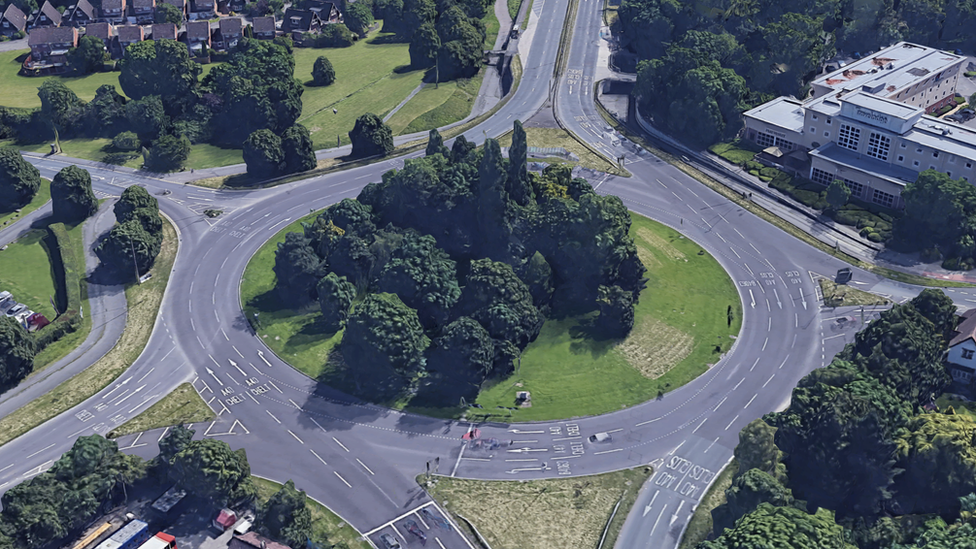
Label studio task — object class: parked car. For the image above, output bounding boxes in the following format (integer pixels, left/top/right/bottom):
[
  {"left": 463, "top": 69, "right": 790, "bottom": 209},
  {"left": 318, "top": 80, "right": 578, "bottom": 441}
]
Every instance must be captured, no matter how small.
[
  {"left": 379, "top": 534, "right": 400, "bottom": 549},
  {"left": 5, "top": 303, "right": 27, "bottom": 317},
  {"left": 404, "top": 520, "right": 427, "bottom": 544}
]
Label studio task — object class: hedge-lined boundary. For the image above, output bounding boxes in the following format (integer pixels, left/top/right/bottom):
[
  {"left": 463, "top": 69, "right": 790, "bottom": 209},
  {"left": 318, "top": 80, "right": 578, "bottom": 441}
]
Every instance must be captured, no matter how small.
[{"left": 34, "top": 223, "right": 84, "bottom": 351}]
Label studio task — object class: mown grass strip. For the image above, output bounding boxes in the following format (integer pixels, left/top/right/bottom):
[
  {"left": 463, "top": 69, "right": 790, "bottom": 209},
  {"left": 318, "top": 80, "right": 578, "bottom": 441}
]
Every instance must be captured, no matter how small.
[
  {"left": 0, "top": 178, "right": 50, "bottom": 231},
  {"left": 107, "top": 382, "right": 215, "bottom": 438}
]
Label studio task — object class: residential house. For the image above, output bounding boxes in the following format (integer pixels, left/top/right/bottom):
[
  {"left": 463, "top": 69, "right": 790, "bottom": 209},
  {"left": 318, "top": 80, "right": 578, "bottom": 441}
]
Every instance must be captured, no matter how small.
[
  {"left": 150, "top": 22, "right": 176, "bottom": 40},
  {"left": 281, "top": 8, "right": 320, "bottom": 39},
  {"left": 305, "top": 0, "right": 340, "bottom": 24},
  {"left": 64, "top": 0, "right": 96, "bottom": 27},
  {"left": 159, "top": 0, "right": 187, "bottom": 19},
  {"left": 116, "top": 24, "right": 142, "bottom": 52},
  {"left": 27, "top": 1, "right": 61, "bottom": 29},
  {"left": 131, "top": 0, "right": 155, "bottom": 23},
  {"left": 27, "top": 26, "right": 77, "bottom": 68},
  {"left": 227, "top": 0, "right": 244, "bottom": 13},
  {"left": 251, "top": 15, "right": 274, "bottom": 39},
  {"left": 228, "top": 532, "right": 290, "bottom": 549},
  {"left": 188, "top": 0, "right": 214, "bottom": 19},
  {"left": 949, "top": 309, "right": 976, "bottom": 383},
  {"left": 0, "top": 4, "right": 27, "bottom": 37},
  {"left": 85, "top": 20, "right": 114, "bottom": 49},
  {"left": 211, "top": 16, "right": 240, "bottom": 49},
  {"left": 185, "top": 19, "right": 209, "bottom": 55},
  {"left": 100, "top": 0, "right": 127, "bottom": 23}
]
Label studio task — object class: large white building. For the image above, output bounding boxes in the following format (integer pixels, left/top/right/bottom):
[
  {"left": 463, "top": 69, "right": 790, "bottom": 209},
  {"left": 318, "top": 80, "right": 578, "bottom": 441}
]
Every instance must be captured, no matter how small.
[{"left": 742, "top": 42, "right": 971, "bottom": 209}]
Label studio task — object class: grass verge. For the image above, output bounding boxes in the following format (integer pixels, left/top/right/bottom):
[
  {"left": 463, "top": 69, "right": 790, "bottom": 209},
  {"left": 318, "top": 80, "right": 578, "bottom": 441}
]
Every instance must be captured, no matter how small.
[
  {"left": 243, "top": 211, "right": 742, "bottom": 421},
  {"left": 592, "top": 96, "right": 975, "bottom": 289},
  {"left": 421, "top": 467, "right": 653, "bottom": 549},
  {"left": 678, "top": 458, "right": 736, "bottom": 549},
  {"left": 508, "top": 0, "right": 521, "bottom": 19},
  {"left": 0, "top": 216, "right": 177, "bottom": 448},
  {"left": 389, "top": 71, "right": 487, "bottom": 136},
  {"left": 497, "top": 126, "right": 619, "bottom": 173},
  {"left": 107, "top": 382, "right": 214, "bottom": 438},
  {"left": 818, "top": 279, "right": 891, "bottom": 307},
  {"left": 0, "top": 228, "right": 59, "bottom": 320},
  {"left": 0, "top": 178, "right": 50, "bottom": 231},
  {"left": 252, "top": 477, "right": 371, "bottom": 549}
]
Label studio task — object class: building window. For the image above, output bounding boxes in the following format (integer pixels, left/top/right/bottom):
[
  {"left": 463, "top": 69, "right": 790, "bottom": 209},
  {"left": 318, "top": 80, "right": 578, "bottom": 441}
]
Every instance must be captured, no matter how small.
[
  {"left": 931, "top": 165, "right": 937, "bottom": 170},
  {"left": 810, "top": 167, "right": 833, "bottom": 186},
  {"left": 898, "top": 155, "right": 905, "bottom": 162},
  {"left": 812, "top": 114, "right": 818, "bottom": 120},
  {"left": 824, "top": 131, "right": 830, "bottom": 138},
  {"left": 826, "top": 118, "right": 832, "bottom": 125},
  {"left": 914, "top": 160, "right": 921, "bottom": 167},
  {"left": 867, "top": 132, "right": 891, "bottom": 161},
  {"left": 950, "top": 157, "right": 957, "bottom": 163},
  {"left": 917, "top": 148, "right": 923, "bottom": 153},
  {"left": 872, "top": 189, "right": 895, "bottom": 208},
  {"left": 809, "top": 127, "right": 816, "bottom": 135},
  {"left": 900, "top": 142, "right": 907, "bottom": 148},
  {"left": 934, "top": 151, "right": 940, "bottom": 158},
  {"left": 843, "top": 178, "right": 864, "bottom": 198},
  {"left": 755, "top": 132, "right": 775, "bottom": 148},
  {"left": 968, "top": 162, "right": 973, "bottom": 169},
  {"left": 964, "top": 348, "right": 975, "bottom": 360},
  {"left": 838, "top": 124, "right": 861, "bottom": 151}
]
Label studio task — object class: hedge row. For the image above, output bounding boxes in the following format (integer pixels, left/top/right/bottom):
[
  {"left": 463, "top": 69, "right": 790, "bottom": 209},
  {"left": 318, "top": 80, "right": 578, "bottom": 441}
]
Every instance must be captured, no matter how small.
[{"left": 35, "top": 223, "right": 84, "bottom": 351}]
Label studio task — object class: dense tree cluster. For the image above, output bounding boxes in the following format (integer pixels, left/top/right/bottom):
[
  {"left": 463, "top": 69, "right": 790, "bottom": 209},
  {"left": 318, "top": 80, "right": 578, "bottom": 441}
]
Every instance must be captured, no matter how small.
[
  {"left": 67, "top": 35, "right": 109, "bottom": 75},
  {"left": 0, "top": 435, "right": 146, "bottom": 548},
  {"left": 387, "top": 0, "right": 488, "bottom": 79},
  {"left": 273, "top": 123, "right": 646, "bottom": 404},
  {"left": 258, "top": 480, "right": 312, "bottom": 549},
  {"left": 893, "top": 170, "right": 976, "bottom": 270},
  {"left": 0, "top": 149, "right": 41, "bottom": 211},
  {"left": 0, "top": 317, "right": 35, "bottom": 391},
  {"left": 51, "top": 165, "right": 97, "bottom": 223},
  {"left": 622, "top": 0, "right": 976, "bottom": 146},
  {"left": 348, "top": 113, "right": 394, "bottom": 158},
  {"left": 705, "top": 289, "right": 973, "bottom": 549},
  {"left": 96, "top": 185, "right": 164, "bottom": 277}
]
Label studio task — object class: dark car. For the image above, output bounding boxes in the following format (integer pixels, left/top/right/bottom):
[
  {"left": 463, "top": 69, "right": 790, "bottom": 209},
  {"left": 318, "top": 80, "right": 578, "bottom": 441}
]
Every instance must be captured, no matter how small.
[
  {"left": 836, "top": 267, "right": 853, "bottom": 284},
  {"left": 404, "top": 520, "right": 427, "bottom": 545}
]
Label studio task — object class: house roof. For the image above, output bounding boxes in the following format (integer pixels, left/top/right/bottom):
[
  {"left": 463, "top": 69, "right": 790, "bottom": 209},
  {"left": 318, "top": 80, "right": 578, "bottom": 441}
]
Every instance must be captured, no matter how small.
[
  {"left": 218, "top": 16, "right": 240, "bottom": 34},
  {"left": 950, "top": 308, "right": 976, "bottom": 347},
  {"left": 308, "top": 1, "right": 337, "bottom": 17},
  {"left": 116, "top": 24, "right": 143, "bottom": 41},
  {"left": 132, "top": 0, "right": 155, "bottom": 9},
  {"left": 68, "top": 0, "right": 96, "bottom": 20},
  {"left": 282, "top": 8, "right": 313, "bottom": 31},
  {"left": 191, "top": 0, "right": 214, "bottom": 10},
  {"left": 101, "top": 0, "right": 126, "bottom": 11},
  {"left": 214, "top": 509, "right": 236, "bottom": 529},
  {"left": 229, "top": 532, "right": 290, "bottom": 549},
  {"left": 251, "top": 15, "right": 274, "bottom": 33},
  {"left": 34, "top": 1, "right": 62, "bottom": 26},
  {"left": 2, "top": 4, "right": 28, "bottom": 31},
  {"left": 151, "top": 22, "right": 176, "bottom": 39},
  {"left": 186, "top": 19, "right": 209, "bottom": 40},
  {"left": 28, "top": 25, "right": 77, "bottom": 45},
  {"left": 160, "top": 0, "right": 186, "bottom": 8},
  {"left": 85, "top": 21, "right": 114, "bottom": 39}
]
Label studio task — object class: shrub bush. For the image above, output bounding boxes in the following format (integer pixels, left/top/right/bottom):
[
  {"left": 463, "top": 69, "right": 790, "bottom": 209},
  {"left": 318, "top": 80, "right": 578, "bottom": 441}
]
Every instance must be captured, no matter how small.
[{"left": 112, "top": 131, "right": 140, "bottom": 151}]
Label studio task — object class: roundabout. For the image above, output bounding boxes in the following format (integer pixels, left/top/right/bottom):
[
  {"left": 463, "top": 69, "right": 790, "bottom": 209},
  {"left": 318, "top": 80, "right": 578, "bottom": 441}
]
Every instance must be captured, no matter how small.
[{"left": 0, "top": 0, "right": 972, "bottom": 546}]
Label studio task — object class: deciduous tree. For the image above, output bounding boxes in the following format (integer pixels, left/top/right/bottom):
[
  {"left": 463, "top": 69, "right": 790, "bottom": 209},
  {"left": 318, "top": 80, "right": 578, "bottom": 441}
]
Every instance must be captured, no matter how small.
[
  {"left": 311, "top": 56, "right": 335, "bottom": 86},
  {"left": 0, "top": 149, "right": 41, "bottom": 210},
  {"left": 51, "top": 165, "right": 97, "bottom": 222},
  {"left": 119, "top": 39, "right": 200, "bottom": 101},
  {"left": 259, "top": 480, "right": 312, "bottom": 548},
  {"left": 0, "top": 317, "right": 34, "bottom": 390},
  {"left": 145, "top": 134, "right": 190, "bottom": 172},
  {"left": 349, "top": 113, "right": 393, "bottom": 158},
  {"left": 170, "top": 439, "right": 256, "bottom": 506},
  {"left": 341, "top": 292, "right": 429, "bottom": 377},
  {"left": 316, "top": 272, "right": 355, "bottom": 331},
  {"left": 68, "top": 35, "right": 107, "bottom": 75},
  {"left": 274, "top": 232, "right": 326, "bottom": 308},
  {"left": 281, "top": 124, "right": 316, "bottom": 174},
  {"left": 243, "top": 129, "right": 284, "bottom": 179}
]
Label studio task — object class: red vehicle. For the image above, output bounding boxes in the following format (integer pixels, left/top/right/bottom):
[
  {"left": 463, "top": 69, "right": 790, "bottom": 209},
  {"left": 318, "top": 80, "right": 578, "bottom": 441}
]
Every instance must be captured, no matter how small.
[{"left": 137, "top": 533, "right": 177, "bottom": 549}]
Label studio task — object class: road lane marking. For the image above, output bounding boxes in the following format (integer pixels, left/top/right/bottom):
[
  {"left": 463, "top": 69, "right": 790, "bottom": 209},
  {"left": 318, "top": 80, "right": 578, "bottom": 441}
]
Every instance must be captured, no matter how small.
[
  {"left": 704, "top": 437, "right": 719, "bottom": 454},
  {"left": 287, "top": 430, "right": 304, "bottom": 444},
  {"left": 310, "top": 449, "right": 327, "bottom": 465},
  {"left": 763, "top": 374, "right": 775, "bottom": 388},
  {"left": 750, "top": 357, "right": 759, "bottom": 371},
  {"left": 356, "top": 458, "right": 375, "bottom": 475},
  {"left": 725, "top": 415, "right": 739, "bottom": 430},
  {"left": 333, "top": 471, "right": 351, "bottom": 487},
  {"left": 266, "top": 410, "right": 281, "bottom": 424},
  {"left": 593, "top": 448, "right": 622, "bottom": 455},
  {"left": 744, "top": 394, "right": 757, "bottom": 408},
  {"left": 713, "top": 397, "right": 727, "bottom": 411},
  {"left": 333, "top": 437, "right": 349, "bottom": 452},
  {"left": 692, "top": 418, "right": 707, "bottom": 433}
]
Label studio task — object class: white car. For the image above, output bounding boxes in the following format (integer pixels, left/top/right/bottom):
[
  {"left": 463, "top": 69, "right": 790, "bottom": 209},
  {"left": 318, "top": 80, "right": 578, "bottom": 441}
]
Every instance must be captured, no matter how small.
[{"left": 5, "top": 304, "right": 26, "bottom": 317}]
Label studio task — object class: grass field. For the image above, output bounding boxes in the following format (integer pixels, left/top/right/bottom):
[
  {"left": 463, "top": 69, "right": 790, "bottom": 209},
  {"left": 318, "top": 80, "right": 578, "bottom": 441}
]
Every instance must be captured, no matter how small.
[
  {"left": 0, "top": 228, "right": 59, "bottom": 320},
  {"left": 253, "top": 477, "right": 370, "bottom": 549},
  {"left": 107, "top": 382, "right": 215, "bottom": 438},
  {"left": 678, "top": 459, "right": 736, "bottom": 549},
  {"left": 0, "top": 178, "right": 50, "bottom": 230},
  {"left": 242, "top": 209, "right": 742, "bottom": 421},
  {"left": 497, "top": 126, "right": 619, "bottom": 174},
  {"left": 0, "top": 217, "right": 177, "bottom": 448},
  {"left": 4, "top": 137, "right": 244, "bottom": 171},
  {"left": 387, "top": 71, "right": 487, "bottom": 136},
  {"left": 422, "top": 467, "right": 653, "bottom": 549},
  {"left": 819, "top": 278, "right": 891, "bottom": 307}
]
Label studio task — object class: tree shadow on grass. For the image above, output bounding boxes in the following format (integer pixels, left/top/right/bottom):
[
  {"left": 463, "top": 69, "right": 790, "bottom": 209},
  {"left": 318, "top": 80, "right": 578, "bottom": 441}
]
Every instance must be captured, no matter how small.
[
  {"left": 568, "top": 318, "right": 622, "bottom": 357},
  {"left": 247, "top": 289, "right": 292, "bottom": 314}
]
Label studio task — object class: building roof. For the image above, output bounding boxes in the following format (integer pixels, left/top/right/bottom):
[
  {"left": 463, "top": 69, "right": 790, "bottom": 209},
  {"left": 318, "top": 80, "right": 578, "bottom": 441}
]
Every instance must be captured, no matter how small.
[
  {"left": 282, "top": 8, "right": 314, "bottom": 31},
  {"left": 132, "top": 0, "right": 155, "bottom": 9},
  {"left": 186, "top": 19, "right": 210, "bottom": 40},
  {"left": 28, "top": 25, "right": 76, "bottom": 45},
  {"left": 229, "top": 532, "right": 290, "bottom": 549},
  {"left": 160, "top": 0, "right": 186, "bottom": 8},
  {"left": 33, "top": 1, "right": 62, "bottom": 26},
  {"left": 218, "top": 16, "right": 240, "bottom": 34},
  {"left": 85, "top": 21, "right": 114, "bottom": 38},
  {"left": 742, "top": 96, "right": 805, "bottom": 134},
  {"left": 842, "top": 90, "right": 926, "bottom": 122},
  {"left": 151, "top": 22, "right": 176, "bottom": 39},
  {"left": 214, "top": 509, "right": 237, "bottom": 529},
  {"left": 191, "top": 0, "right": 214, "bottom": 11},
  {"left": 68, "top": 0, "right": 96, "bottom": 21},
  {"left": 811, "top": 42, "right": 965, "bottom": 99},
  {"left": 251, "top": 15, "right": 274, "bottom": 33},
  {"left": 950, "top": 308, "right": 976, "bottom": 347},
  {"left": 2, "top": 4, "right": 28, "bottom": 31},
  {"left": 809, "top": 142, "right": 921, "bottom": 187},
  {"left": 116, "top": 24, "right": 143, "bottom": 41}
]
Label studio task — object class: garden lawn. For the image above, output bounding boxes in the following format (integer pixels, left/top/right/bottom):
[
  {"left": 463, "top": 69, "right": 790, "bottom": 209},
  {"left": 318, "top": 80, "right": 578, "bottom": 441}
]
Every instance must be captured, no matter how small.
[
  {"left": 240, "top": 211, "right": 343, "bottom": 380},
  {"left": 422, "top": 467, "right": 653, "bottom": 549},
  {"left": 0, "top": 228, "right": 58, "bottom": 320},
  {"left": 243, "top": 209, "right": 742, "bottom": 421},
  {"left": 253, "top": 477, "right": 371, "bottom": 549},
  {"left": 294, "top": 25, "right": 426, "bottom": 150},
  {"left": 0, "top": 178, "right": 50, "bottom": 231}
]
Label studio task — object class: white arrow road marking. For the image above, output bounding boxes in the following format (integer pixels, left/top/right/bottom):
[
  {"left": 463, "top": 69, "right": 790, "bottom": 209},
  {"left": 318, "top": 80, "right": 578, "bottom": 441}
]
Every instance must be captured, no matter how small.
[
  {"left": 206, "top": 368, "right": 224, "bottom": 386},
  {"left": 229, "top": 359, "right": 247, "bottom": 377},
  {"left": 102, "top": 377, "right": 131, "bottom": 399},
  {"left": 115, "top": 385, "right": 145, "bottom": 406},
  {"left": 773, "top": 288, "right": 782, "bottom": 309},
  {"left": 508, "top": 429, "right": 545, "bottom": 434},
  {"left": 670, "top": 500, "right": 685, "bottom": 526},
  {"left": 643, "top": 490, "right": 659, "bottom": 517},
  {"left": 749, "top": 289, "right": 755, "bottom": 308},
  {"left": 798, "top": 288, "right": 807, "bottom": 310},
  {"left": 258, "top": 351, "right": 272, "bottom": 367}
]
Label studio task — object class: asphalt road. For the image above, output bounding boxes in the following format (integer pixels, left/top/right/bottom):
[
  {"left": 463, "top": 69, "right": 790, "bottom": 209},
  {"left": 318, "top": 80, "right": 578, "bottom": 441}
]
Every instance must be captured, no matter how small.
[{"left": 0, "top": 2, "right": 974, "bottom": 549}]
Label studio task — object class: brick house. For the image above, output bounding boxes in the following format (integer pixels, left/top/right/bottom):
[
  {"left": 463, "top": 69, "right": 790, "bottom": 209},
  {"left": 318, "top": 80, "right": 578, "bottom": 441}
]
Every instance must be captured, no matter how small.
[
  {"left": 27, "top": 1, "right": 61, "bottom": 29},
  {"left": 27, "top": 26, "right": 77, "bottom": 68},
  {"left": 251, "top": 15, "right": 274, "bottom": 39},
  {"left": 131, "top": 0, "right": 155, "bottom": 23},
  {"left": 188, "top": 0, "right": 214, "bottom": 19},
  {"left": 185, "top": 19, "right": 209, "bottom": 55},
  {"left": 100, "top": 0, "right": 127, "bottom": 22},
  {"left": 0, "top": 4, "right": 27, "bottom": 37},
  {"left": 151, "top": 22, "right": 176, "bottom": 40},
  {"left": 211, "top": 16, "right": 240, "bottom": 49},
  {"left": 64, "top": 0, "right": 96, "bottom": 26}
]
